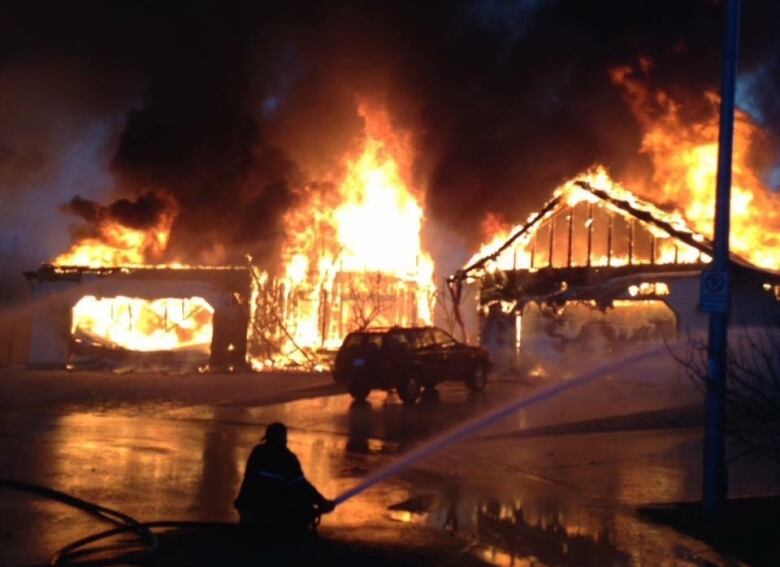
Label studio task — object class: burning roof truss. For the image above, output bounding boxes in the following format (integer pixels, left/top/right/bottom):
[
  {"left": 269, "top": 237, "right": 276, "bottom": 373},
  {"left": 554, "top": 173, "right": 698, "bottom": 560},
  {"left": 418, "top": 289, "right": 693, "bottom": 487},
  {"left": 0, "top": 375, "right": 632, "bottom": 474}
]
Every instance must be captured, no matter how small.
[
  {"left": 448, "top": 173, "right": 774, "bottom": 325},
  {"left": 458, "top": 176, "right": 719, "bottom": 281}
]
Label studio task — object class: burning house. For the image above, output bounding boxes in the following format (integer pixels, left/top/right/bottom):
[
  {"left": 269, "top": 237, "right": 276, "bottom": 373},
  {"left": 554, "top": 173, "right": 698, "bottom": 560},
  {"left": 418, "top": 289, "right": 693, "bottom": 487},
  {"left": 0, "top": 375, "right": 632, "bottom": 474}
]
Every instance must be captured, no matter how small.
[
  {"left": 452, "top": 170, "right": 780, "bottom": 374},
  {"left": 25, "top": 264, "right": 250, "bottom": 372},
  {"left": 19, "top": 104, "right": 434, "bottom": 372},
  {"left": 244, "top": 103, "right": 435, "bottom": 370}
]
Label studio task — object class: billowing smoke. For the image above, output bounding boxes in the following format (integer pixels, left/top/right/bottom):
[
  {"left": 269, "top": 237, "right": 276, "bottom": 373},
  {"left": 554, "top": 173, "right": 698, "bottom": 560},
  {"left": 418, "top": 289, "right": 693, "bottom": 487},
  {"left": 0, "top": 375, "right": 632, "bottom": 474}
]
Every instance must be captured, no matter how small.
[
  {"left": 0, "top": 0, "right": 778, "bottom": 268},
  {"left": 61, "top": 192, "right": 171, "bottom": 237}
]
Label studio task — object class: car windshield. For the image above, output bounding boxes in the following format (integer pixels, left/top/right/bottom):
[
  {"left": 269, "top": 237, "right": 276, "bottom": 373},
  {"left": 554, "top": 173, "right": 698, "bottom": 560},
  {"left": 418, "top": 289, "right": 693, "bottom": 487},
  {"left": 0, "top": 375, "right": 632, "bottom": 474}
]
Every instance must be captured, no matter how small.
[
  {"left": 342, "top": 333, "right": 383, "bottom": 349},
  {"left": 384, "top": 331, "right": 411, "bottom": 350},
  {"left": 431, "top": 329, "right": 457, "bottom": 347},
  {"left": 342, "top": 328, "right": 458, "bottom": 351}
]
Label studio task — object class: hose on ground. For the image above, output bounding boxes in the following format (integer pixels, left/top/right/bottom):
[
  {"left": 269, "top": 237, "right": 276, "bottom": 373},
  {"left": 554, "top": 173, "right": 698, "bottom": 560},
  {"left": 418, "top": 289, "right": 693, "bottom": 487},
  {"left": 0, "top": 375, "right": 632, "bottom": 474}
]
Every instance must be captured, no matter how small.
[{"left": 0, "top": 478, "right": 234, "bottom": 566}]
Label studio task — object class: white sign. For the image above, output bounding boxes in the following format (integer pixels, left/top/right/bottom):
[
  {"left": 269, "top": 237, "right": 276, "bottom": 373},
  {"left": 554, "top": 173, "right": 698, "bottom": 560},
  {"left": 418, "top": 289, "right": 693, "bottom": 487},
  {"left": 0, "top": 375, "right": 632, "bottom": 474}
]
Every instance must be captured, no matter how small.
[{"left": 699, "top": 270, "right": 730, "bottom": 313}]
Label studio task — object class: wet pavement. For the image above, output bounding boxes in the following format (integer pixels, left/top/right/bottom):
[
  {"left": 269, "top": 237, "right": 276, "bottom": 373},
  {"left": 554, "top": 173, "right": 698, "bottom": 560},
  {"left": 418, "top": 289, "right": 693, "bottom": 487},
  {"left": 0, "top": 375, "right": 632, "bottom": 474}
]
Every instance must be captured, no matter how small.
[{"left": 1, "top": 367, "right": 778, "bottom": 565}]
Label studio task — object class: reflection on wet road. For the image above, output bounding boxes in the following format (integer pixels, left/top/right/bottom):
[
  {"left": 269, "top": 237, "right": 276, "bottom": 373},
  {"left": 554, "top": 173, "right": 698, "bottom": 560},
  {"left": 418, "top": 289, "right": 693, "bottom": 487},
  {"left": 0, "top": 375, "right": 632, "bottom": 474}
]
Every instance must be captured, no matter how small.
[{"left": 1, "top": 372, "right": 776, "bottom": 565}]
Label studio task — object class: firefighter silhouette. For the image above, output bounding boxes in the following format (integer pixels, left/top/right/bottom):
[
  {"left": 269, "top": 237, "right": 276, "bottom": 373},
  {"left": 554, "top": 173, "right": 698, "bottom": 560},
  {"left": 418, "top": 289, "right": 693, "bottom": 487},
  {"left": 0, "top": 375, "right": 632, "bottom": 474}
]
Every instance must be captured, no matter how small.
[{"left": 234, "top": 422, "right": 335, "bottom": 530}]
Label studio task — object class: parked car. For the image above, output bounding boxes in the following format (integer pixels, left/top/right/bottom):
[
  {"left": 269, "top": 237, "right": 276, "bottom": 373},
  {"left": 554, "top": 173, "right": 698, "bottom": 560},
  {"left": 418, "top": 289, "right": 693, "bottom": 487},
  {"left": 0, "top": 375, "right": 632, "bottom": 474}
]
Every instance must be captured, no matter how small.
[{"left": 333, "top": 326, "right": 491, "bottom": 404}]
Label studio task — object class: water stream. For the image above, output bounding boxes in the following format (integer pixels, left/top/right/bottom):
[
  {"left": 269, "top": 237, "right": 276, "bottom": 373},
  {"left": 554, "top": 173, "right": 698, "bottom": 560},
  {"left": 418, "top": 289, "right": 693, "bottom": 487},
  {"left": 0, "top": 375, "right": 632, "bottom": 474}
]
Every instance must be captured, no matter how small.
[{"left": 335, "top": 342, "right": 676, "bottom": 505}]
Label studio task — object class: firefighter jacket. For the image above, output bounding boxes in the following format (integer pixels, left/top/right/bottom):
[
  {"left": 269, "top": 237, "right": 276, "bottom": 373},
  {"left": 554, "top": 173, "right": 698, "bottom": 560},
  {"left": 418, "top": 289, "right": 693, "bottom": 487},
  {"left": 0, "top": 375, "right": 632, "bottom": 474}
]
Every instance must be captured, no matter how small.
[{"left": 234, "top": 442, "right": 325, "bottom": 517}]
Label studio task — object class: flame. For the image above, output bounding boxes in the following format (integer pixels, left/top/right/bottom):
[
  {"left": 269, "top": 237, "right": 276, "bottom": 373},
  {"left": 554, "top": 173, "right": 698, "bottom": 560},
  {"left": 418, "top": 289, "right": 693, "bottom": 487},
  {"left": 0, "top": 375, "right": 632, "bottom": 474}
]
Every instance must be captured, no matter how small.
[
  {"left": 53, "top": 209, "right": 176, "bottom": 268},
  {"left": 249, "top": 102, "right": 435, "bottom": 369},
  {"left": 52, "top": 105, "right": 435, "bottom": 369},
  {"left": 466, "top": 166, "right": 709, "bottom": 275},
  {"left": 469, "top": 64, "right": 780, "bottom": 275},
  {"left": 71, "top": 295, "right": 214, "bottom": 353},
  {"left": 51, "top": 196, "right": 228, "bottom": 358},
  {"left": 610, "top": 64, "right": 780, "bottom": 270}
]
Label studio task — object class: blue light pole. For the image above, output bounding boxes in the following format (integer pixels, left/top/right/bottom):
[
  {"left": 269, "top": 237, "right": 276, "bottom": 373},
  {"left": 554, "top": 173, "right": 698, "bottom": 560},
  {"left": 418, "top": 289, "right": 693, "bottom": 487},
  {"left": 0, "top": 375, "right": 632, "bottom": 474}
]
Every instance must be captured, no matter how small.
[{"left": 703, "top": 0, "right": 740, "bottom": 517}]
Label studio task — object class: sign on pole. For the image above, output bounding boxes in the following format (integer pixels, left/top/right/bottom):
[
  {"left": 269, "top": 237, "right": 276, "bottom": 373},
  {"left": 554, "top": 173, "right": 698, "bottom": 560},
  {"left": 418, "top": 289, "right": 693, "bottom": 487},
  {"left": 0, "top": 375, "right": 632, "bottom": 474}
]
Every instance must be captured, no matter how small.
[{"left": 700, "top": 270, "right": 730, "bottom": 313}]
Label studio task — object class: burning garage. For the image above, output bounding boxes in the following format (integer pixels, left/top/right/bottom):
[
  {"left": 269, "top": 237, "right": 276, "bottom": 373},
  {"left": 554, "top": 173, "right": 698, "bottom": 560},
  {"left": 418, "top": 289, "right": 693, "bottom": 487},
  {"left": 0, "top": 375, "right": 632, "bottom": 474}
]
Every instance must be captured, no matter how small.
[
  {"left": 17, "top": 104, "right": 434, "bottom": 373},
  {"left": 451, "top": 169, "right": 780, "bottom": 374},
  {"left": 244, "top": 104, "right": 435, "bottom": 370},
  {"left": 25, "top": 264, "right": 250, "bottom": 372}
]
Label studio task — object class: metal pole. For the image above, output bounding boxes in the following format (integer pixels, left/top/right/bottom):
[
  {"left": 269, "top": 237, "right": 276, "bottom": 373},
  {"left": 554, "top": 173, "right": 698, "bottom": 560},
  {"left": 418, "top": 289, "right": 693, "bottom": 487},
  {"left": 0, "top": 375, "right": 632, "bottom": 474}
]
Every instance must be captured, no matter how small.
[{"left": 703, "top": 0, "right": 740, "bottom": 518}]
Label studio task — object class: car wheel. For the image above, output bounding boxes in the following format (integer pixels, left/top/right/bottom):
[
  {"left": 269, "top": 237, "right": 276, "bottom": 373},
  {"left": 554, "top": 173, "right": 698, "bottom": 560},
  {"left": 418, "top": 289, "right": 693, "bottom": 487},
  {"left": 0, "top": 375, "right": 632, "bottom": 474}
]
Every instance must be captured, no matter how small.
[
  {"left": 466, "top": 365, "right": 488, "bottom": 392},
  {"left": 397, "top": 375, "right": 422, "bottom": 405},
  {"left": 349, "top": 382, "right": 371, "bottom": 401}
]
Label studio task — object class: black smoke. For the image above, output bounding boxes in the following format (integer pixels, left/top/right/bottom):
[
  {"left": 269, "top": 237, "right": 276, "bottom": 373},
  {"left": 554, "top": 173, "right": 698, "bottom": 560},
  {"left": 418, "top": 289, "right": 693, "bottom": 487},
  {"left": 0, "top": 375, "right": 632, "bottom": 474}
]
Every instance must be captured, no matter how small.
[
  {"left": 0, "top": 0, "right": 778, "bottom": 265},
  {"left": 62, "top": 192, "right": 171, "bottom": 232}
]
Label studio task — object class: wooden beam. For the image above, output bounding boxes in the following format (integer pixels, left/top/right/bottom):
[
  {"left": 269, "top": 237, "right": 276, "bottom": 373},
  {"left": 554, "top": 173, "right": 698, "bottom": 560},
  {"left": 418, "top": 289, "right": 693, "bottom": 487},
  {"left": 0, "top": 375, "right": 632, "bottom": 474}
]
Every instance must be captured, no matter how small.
[
  {"left": 548, "top": 215, "right": 556, "bottom": 267},
  {"left": 460, "top": 195, "right": 563, "bottom": 276},
  {"left": 586, "top": 203, "right": 594, "bottom": 267},
  {"left": 650, "top": 235, "right": 657, "bottom": 265},
  {"left": 567, "top": 207, "right": 574, "bottom": 267}
]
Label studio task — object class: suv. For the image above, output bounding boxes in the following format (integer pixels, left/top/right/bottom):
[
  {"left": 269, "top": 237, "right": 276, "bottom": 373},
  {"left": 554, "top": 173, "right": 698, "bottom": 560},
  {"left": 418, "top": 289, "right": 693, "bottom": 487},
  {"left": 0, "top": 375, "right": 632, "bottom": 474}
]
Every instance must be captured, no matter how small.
[{"left": 333, "top": 326, "right": 491, "bottom": 404}]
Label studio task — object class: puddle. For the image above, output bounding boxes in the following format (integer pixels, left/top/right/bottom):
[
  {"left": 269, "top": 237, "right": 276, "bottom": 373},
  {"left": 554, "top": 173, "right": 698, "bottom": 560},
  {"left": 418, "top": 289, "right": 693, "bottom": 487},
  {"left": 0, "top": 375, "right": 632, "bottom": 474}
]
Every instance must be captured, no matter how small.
[{"left": 388, "top": 487, "right": 631, "bottom": 566}]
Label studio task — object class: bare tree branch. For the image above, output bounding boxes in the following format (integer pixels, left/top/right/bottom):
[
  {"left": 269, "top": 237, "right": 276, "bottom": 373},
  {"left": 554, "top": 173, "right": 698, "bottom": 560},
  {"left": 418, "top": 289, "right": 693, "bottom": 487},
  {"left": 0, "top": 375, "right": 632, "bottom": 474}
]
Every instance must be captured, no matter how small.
[
  {"left": 346, "top": 272, "right": 392, "bottom": 331},
  {"left": 672, "top": 325, "right": 780, "bottom": 463}
]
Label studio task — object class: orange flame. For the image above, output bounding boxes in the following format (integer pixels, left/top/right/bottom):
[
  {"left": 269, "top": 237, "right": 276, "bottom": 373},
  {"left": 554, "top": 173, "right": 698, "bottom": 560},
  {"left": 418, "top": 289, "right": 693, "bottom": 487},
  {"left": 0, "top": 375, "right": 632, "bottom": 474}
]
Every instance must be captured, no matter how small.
[
  {"left": 470, "top": 65, "right": 780, "bottom": 274},
  {"left": 465, "top": 166, "right": 709, "bottom": 274},
  {"left": 53, "top": 208, "right": 176, "bottom": 268},
  {"left": 71, "top": 295, "right": 214, "bottom": 353},
  {"left": 50, "top": 196, "right": 219, "bottom": 359},
  {"left": 249, "top": 102, "right": 435, "bottom": 369},
  {"left": 610, "top": 64, "right": 780, "bottom": 270}
]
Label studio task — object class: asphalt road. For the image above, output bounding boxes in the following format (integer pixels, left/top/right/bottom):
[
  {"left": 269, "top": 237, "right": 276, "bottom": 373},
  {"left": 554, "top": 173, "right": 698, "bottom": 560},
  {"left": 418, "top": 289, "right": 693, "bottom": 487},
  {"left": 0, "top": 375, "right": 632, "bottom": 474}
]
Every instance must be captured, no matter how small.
[{"left": 1, "top": 367, "right": 777, "bottom": 566}]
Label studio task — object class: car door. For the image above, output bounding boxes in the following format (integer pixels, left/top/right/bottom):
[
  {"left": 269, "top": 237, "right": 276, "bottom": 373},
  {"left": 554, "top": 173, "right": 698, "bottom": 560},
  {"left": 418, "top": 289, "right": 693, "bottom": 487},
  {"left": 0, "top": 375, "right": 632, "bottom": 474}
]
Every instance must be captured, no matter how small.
[
  {"left": 447, "top": 332, "right": 475, "bottom": 380},
  {"left": 413, "top": 328, "right": 441, "bottom": 383},
  {"left": 431, "top": 328, "right": 467, "bottom": 380},
  {"left": 382, "top": 330, "right": 411, "bottom": 388}
]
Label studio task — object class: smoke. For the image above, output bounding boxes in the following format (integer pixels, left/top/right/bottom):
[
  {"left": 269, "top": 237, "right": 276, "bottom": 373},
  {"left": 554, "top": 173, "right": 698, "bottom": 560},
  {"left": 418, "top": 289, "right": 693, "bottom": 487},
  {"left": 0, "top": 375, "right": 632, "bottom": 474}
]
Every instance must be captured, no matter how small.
[
  {"left": 0, "top": 0, "right": 778, "bottom": 266},
  {"left": 61, "top": 192, "right": 173, "bottom": 238}
]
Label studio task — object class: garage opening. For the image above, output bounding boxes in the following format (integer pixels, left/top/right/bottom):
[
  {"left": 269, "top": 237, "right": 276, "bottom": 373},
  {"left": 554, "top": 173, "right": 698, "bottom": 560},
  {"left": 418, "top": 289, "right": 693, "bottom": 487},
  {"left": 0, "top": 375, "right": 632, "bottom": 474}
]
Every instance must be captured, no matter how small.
[
  {"left": 518, "top": 299, "right": 677, "bottom": 376},
  {"left": 71, "top": 296, "right": 215, "bottom": 360}
]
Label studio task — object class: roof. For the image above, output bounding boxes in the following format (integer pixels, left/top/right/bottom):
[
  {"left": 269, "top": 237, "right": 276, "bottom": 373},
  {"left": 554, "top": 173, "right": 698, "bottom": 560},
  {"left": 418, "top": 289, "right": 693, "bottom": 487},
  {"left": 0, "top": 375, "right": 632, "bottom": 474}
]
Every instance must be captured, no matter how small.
[
  {"left": 456, "top": 174, "right": 762, "bottom": 281},
  {"left": 25, "top": 263, "right": 249, "bottom": 286},
  {"left": 347, "top": 325, "right": 438, "bottom": 334}
]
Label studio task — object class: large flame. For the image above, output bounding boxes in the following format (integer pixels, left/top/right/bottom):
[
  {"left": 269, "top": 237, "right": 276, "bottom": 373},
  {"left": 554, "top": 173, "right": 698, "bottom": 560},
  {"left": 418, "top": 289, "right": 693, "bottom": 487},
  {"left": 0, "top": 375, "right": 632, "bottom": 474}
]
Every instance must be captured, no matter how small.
[
  {"left": 282, "top": 102, "right": 432, "bottom": 283},
  {"left": 51, "top": 104, "right": 435, "bottom": 368},
  {"left": 53, "top": 210, "right": 175, "bottom": 268},
  {"left": 71, "top": 295, "right": 214, "bottom": 353},
  {"left": 249, "top": 102, "right": 435, "bottom": 369},
  {"left": 465, "top": 166, "right": 709, "bottom": 274},
  {"left": 610, "top": 63, "right": 780, "bottom": 270},
  {"left": 470, "top": 65, "right": 780, "bottom": 274}
]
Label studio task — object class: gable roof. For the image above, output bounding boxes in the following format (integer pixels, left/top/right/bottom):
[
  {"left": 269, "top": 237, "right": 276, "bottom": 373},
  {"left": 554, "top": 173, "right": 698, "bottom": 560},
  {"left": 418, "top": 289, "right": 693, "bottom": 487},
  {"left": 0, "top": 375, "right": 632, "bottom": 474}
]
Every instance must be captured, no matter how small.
[{"left": 458, "top": 174, "right": 759, "bottom": 279}]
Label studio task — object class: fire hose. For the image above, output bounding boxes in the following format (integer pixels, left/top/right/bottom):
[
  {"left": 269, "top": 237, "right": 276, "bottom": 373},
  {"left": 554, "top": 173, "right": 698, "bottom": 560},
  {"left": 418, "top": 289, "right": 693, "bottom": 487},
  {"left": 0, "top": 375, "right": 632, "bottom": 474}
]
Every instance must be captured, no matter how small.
[{"left": 0, "top": 478, "right": 257, "bottom": 565}]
